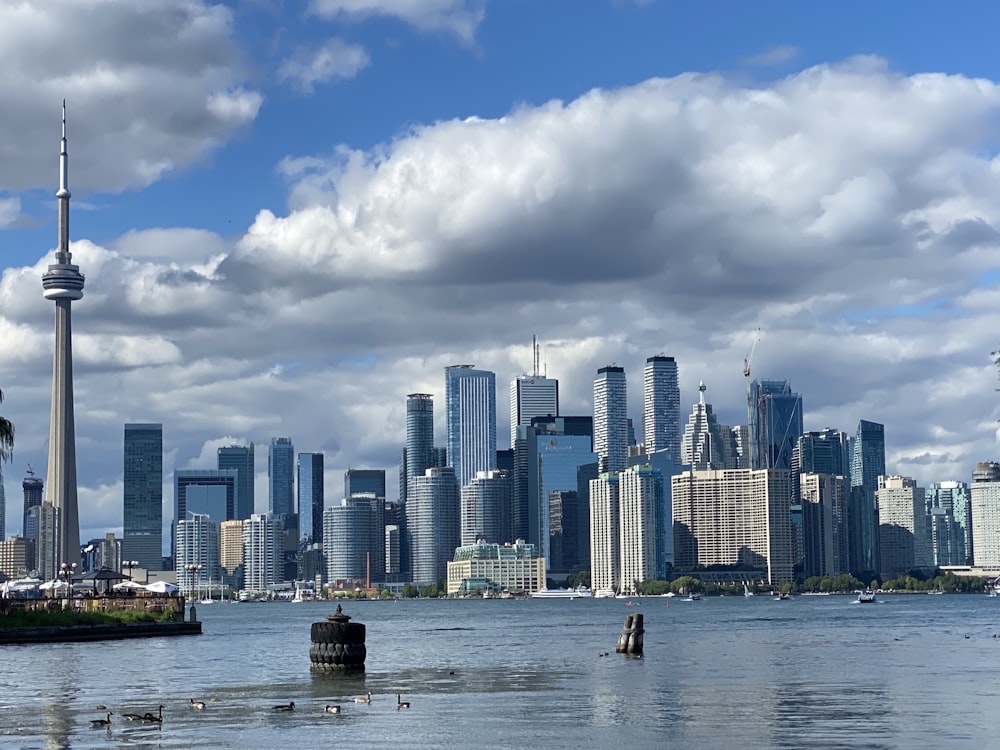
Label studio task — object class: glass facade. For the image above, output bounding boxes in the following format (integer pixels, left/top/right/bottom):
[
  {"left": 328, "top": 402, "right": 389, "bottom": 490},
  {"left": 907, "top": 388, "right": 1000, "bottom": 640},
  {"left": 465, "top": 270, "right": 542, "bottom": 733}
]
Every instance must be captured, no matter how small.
[
  {"left": 123, "top": 423, "right": 163, "bottom": 571},
  {"left": 849, "top": 420, "right": 885, "bottom": 575},
  {"left": 268, "top": 437, "right": 295, "bottom": 517},
  {"left": 406, "top": 467, "right": 460, "bottom": 586},
  {"left": 748, "top": 380, "right": 803, "bottom": 471},
  {"left": 445, "top": 366, "right": 497, "bottom": 489},
  {"left": 297, "top": 453, "right": 324, "bottom": 544},
  {"left": 594, "top": 366, "right": 628, "bottom": 473},
  {"left": 218, "top": 444, "right": 255, "bottom": 521},
  {"left": 643, "top": 356, "right": 680, "bottom": 464}
]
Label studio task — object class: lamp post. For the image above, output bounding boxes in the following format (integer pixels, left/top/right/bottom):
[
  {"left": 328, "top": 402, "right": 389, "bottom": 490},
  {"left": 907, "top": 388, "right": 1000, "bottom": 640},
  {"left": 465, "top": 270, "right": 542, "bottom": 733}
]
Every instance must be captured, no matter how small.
[
  {"left": 185, "top": 563, "right": 203, "bottom": 600},
  {"left": 58, "top": 562, "right": 76, "bottom": 609},
  {"left": 123, "top": 560, "right": 139, "bottom": 581}
]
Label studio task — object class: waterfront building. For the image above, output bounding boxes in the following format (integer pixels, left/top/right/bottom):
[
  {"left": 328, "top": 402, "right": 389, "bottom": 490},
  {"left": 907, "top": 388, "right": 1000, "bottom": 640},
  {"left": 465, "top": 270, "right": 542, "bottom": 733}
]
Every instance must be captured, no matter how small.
[
  {"left": 122, "top": 423, "right": 163, "bottom": 571},
  {"left": 510, "top": 373, "right": 559, "bottom": 448},
  {"left": 643, "top": 355, "right": 681, "bottom": 464},
  {"left": 218, "top": 444, "right": 255, "bottom": 521},
  {"left": 594, "top": 366, "right": 628, "bottom": 473},
  {"left": 926, "top": 481, "right": 972, "bottom": 566},
  {"left": 323, "top": 495, "right": 384, "bottom": 585},
  {"left": 548, "top": 490, "right": 589, "bottom": 574},
  {"left": 406, "top": 467, "right": 460, "bottom": 587},
  {"left": 618, "top": 465, "right": 662, "bottom": 595},
  {"left": 446, "top": 365, "right": 497, "bottom": 488},
  {"left": 385, "top": 524, "right": 400, "bottom": 575},
  {"left": 21, "top": 469, "right": 42, "bottom": 542},
  {"left": 461, "top": 470, "right": 511, "bottom": 546},
  {"left": 971, "top": 462, "right": 1000, "bottom": 568},
  {"left": 590, "top": 473, "right": 620, "bottom": 594},
  {"left": 849, "top": 420, "right": 886, "bottom": 576},
  {"left": 175, "top": 470, "right": 237, "bottom": 524},
  {"left": 627, "top": 449, "right": 685, "bottom": 577},
  {"left": 877, "top": 475, "right": 929, "bottom": 580},
  {"left": 672, "top": 468, "right": 795, "bottom": 584},
  {"left": 243, "top": 513, "right": 280, "bottom": 594},
  {"left": 42, "top": 102, "right": 85, "bottom": 570},
  {"left": 344, "top": 469, "right": 386, "bottom": 500},
  {"left": 799, "top": 473, "right": 848, "bottom": 577},
  {"left": 220, "top": 519, "right": 245, "bottom": 587},
  {"left": 297, "top": 453, "right": 324, "bottom": 544},
  {"left": 401, "top": 393, "right": 435, "bottom": 504},
  {"left": 34, "top": 501, "right": 60, "bottom": 581},
  {"left": 748, "top": 379, "right": 803, "bottom": 471},
  {"left": 268, "top": 437, "right": 295, "bottom": 518},
  {"left": 680, "top": 382, "right": 737, "bottom": 470},
  {"left": 0, "top": 537, "right": 33, "bottom": 579},
  {"left": 176, "top": 513, "right": 220, "bottom": 596},
  {"left": 446, "top": 540, "right": 545, "bottom": 595}
]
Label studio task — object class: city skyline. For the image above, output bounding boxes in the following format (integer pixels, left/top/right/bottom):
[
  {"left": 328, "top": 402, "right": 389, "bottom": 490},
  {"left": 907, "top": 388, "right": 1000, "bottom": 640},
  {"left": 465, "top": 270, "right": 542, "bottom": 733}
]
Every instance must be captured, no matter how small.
[{"left": 2, "top": 3, "right": 1000, "bottom": 544}]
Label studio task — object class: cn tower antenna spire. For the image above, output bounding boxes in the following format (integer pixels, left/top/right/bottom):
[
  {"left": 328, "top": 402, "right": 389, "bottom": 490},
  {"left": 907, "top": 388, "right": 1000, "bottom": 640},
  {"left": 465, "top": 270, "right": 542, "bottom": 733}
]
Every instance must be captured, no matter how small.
[{"left": 56, "top": 99, "right": 71, "bottom": 263}]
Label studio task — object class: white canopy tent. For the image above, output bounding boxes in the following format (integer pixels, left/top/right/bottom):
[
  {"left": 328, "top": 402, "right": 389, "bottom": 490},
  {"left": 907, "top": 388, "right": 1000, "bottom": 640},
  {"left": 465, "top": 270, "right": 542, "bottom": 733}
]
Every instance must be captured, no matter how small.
[{"left": 144, "top": 580, "right": 178, "bottom": 594}]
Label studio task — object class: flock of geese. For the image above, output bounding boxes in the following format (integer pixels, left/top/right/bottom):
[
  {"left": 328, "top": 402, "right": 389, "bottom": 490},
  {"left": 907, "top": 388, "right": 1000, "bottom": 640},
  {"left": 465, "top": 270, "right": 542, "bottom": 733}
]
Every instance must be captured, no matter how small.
[{"left": 89, "top": 691, "right": 411, "bottom": 728}]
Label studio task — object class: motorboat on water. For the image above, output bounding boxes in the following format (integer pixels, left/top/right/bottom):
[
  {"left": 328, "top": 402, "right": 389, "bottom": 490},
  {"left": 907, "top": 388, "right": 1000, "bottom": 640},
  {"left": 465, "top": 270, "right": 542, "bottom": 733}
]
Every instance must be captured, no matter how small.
[
  {"left": 593, "top": 588, "right": 617, "bottom": 599},
  {"left": 530, "top": 586, "right": 592, "bottom": 599},
  {"left": 858, "top": 590, "right": 876, "bottom": 603}
]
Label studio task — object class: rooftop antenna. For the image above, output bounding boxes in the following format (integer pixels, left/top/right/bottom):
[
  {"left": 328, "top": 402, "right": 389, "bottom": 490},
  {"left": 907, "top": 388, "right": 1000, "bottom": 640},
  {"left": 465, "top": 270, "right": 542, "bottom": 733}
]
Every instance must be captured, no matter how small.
[
  {"left": 26, "top": 464, "right": 35, "bottom": 477},
  {"left": 532, "top": 335, "right": 540, "bottom": 377}
]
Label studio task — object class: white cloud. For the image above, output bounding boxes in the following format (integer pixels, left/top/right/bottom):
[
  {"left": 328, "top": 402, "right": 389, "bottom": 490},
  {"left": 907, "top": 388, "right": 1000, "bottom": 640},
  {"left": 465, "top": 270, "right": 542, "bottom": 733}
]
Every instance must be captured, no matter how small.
[
  {"left": 308, "top": 0, "right": 486, "bottom": 43},
  {"left": 278, "top": 38, "right": 371, "bottom": 92},
  {"left": 0, "top": 196, "right": 20, "bottom": 228},
  {"left": 6, "top": 56, "right": 1000, "bottom": 541}
]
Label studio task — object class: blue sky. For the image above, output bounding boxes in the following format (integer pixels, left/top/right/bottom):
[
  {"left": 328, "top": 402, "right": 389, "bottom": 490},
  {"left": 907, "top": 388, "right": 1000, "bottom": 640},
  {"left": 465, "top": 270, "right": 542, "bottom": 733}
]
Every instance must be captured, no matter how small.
[{"left": 3, "top": 0, "right": 1000, "bottom": 544}]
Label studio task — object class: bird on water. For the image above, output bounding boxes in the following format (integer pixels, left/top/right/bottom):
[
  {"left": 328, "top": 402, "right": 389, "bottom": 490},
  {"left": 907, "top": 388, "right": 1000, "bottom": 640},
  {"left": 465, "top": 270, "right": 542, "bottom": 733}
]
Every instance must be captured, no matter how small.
[
  {"left": 142, "top": 705, "right": 164, "bottom": 723},
  {"left": 121, "top": 711, "right": 144, "bottom": 721},
  {"left": 190, "top": 698, "right": 206, "bottom": 710},
  {"left": 354, "top": 691, "right": 372, "bottom": 704},
  {"left": 396, "top": 694, "right": 410, "bottom": 710},
  {"left": 273, "top": 701, "right": 295, "bottom": 712},
  {"left": 324, "top": 704, "right": 342, "bottom": 714},
  {"left": 90, "top": 712, "right": 112, "bottom": 728}
]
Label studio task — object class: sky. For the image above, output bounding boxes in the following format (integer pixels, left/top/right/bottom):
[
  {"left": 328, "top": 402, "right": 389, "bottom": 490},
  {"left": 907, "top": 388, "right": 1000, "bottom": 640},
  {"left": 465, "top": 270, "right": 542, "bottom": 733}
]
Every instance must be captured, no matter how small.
[{"left": 4, "top": 0, "right": 1000, "bottom": 547}]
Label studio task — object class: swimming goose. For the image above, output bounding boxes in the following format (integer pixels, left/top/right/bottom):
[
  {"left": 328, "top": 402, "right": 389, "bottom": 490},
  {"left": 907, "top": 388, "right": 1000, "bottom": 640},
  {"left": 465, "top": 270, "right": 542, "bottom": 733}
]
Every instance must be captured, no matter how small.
[
  {"left": 90, "top": 712, "right": 112, "bottom": 728},
  {"left": 142, "top": 705, "right": 164, "bottom": 723},
  {"left": 354, "top": 691, "right": 372, "bottom": 704},
  {"left": 273, "top": 701, "right": 295, "bottom": 712},
  {"left": 396, "top": 694, "right": 410, "bottom": 710},
  {"left": 122, "top": 711, "right": 144, "bottom": 721},
  {"left": 324, "top": 704, "right": 342, "bottom": 714},
  {"left": 190, "top": 698, "right": 207, "bottom": 710}
]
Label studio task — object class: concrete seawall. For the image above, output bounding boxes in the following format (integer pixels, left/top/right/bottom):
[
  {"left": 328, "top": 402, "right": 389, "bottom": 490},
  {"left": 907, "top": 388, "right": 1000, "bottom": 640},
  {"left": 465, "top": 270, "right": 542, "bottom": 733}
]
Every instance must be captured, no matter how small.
[{"left": 0, "top": 621, "right": 202, "bottom": 644}]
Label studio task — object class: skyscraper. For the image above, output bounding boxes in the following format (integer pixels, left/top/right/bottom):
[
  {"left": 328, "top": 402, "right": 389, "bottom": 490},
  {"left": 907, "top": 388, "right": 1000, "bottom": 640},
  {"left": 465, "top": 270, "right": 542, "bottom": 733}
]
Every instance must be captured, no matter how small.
[
  {"left": 643, "top": 355, "right": 680, "bottom": 463},
  {"left": 297, "top": 453, "right": 324, "bottom": 544},
  {"left": 589, "top": 473, "right": 620, "bottom": 595},
  {"left": 21, "top": 469, "right": 42, "bottom": 540},
  {"left": 344, "top": 469, "right": 386, "bottom": 499},
  {"left": 680, "top": 382, "right": 738, "bottom": 470},
  {"left": 268, "top": 437, "right": 295, "bottom": 517},
  {"left": 594, "top": 366, "right": 628, "bottom": 473},
  {"left": 971, "top": 462, "right": 1000, "bottom": 568},
  {"left": 218, "top": 444, "right": 255, "bottom": 520},
  {"left": 926, "top": 481, "right": 972, "bottom": 566},
  {"left": 323, "top": 495, "right": 384, "bottom": 584},
  {"left": 42, "top": 101, "right": 85, "bottom": 569},
  {"left": 748, "top": 379, "right": 803, "bottom": 470},
  {"left": 175, "top": 513, "right": 220, "bottom": 596},
  {"left": 243, "top": 513, "right": 279, "bottom": 594},
  {"left": 403, "top": 393, "right": 434, "bottom": 500},
  {"left": 876, "top": 475, "right": 929, "bottom": 580},
  {"left": 445, "top": 366, "right": 497, "bottom": 488},
  {"left": 799, "top": 472, "right": 848, "bottom": 577},
  {"left": 175, "top": 470, "right": 237, "bottom": 523},
  {"left": 793, "top": 429, "right": 851, "bottom": 477},
  {"left": 123, "top": 423, "right": 163, "bottom": 571},
  {"left": 406, "top": 466, "right": 460, "bottom": 586},
  {"left": 460, "top": 470, "right": 510, "bottom": 546},
  {"left": 618, "top": 465, "right": 662, "bottom": 595},
  {"left": 510, "top": 374, "right": 559, "bottom": 448},
  {"left": 849, "top": 419, "right": 885, "bottom": 575}
]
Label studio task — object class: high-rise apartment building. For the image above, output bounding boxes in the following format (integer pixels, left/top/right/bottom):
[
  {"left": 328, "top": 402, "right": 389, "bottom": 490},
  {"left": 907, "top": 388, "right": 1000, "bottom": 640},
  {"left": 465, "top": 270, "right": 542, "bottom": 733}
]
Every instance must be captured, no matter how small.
[
  {"left": 926, "top": 481, "right": 972, "bottom": 566},
  {"left": 971, "top": 462, "right": 1000, "bottom": 568},
  {"left": 243, "top": 513, "right": 279, "bottom": 594},
  {"left": 220, "top": 519, "right": 245, "bottom": 586},
  {"left": 323, "top": 495, "right": 384, "bottom": 584},
  {"left": 176, "top": 513, "right": 220, "bottom": 596},
  {"left": 793, "top": 429, "right": 851, "bottom": 477},
  {"left": 672, "top": 468, "right": 794, "bottom": 583},
  {"left": 510, "top": 374, "right": 559, "bottom": 448},
  {"left": 406, "top": 467, "right": 460, "bottom": 587},
  {"left": 680, "top": 382, "right": 737, "bottom": 470},
  {"left": 748, "top": 379, "right": 803, "bottom": 470},
  {"left": 548, "top": 490, "right": 588, "bottom": 574},
  {"left": 618, "top": 466, "right": 662, "bottom": 595},
  {"left": 800, "top": 473, "right": 848, "bottom": 577},
  {"left": 297, "top": 453, "right": 324, "bottom": 545},
  {"left": 445, "top": 366, "right": 497, "bottom": 489},
  {"left": 123, "top": 423, "right": 163, "bottom": 571},
  {"left": 460, "top": 470, "right": 511, "bottom": 546},
  {"left": 0, "top": 536, "right": 32, "bottom": 580},
  {"left": 876, "top": 475, "right": 929, "bottom": 580},
  {"left": 218, "top": 444, "right": 255, "bottom": 521},
  {"left": 35, "top": 501, "right": 60, "bottom": 582},
  {"left": 21, "top": 469, "right": 42, "bottom": 540},
  {"left": 268, "top": 437, "right": 295, "bottom": 517},
  {"left": 849, "top": 420, "right": 886, "bottom": 575},
  {"left": 594, "top": 366, "right": 628, "bottom": 474},
  {"left": 402, "top": 394, "right": 434, "bottom": 502},
  {"left": 589, "top": 473, "right": 620, "bottom": 594},
  {"left": 344, "top": 469, "right": 386, "bottom": 499},
  {"left": 643, "top": 355, "right": 680, "bottom": 463}
]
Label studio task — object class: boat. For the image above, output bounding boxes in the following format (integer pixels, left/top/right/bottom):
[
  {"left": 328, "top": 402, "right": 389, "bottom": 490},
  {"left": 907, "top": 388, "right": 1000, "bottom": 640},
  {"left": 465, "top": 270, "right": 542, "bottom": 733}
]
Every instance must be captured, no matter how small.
[
  {"left": 775, "top": 592, "right": 791, "bottom": 601},
  {"left": 593, "top": 588, "right": 616, "bottom": 599},
  {"left": 857, "top": 590, "right": 876, "bottom": 603},
  {"left": 743, "top": 583, "right": 754, "bottom": 598},
  {"left": 290, "top": 586, "right": 305, "bottom": 603},
  {"left": 530, "top": 586, "right": 592, "bottom": 599},
  {"left": 686, "top": 593, "right": 702, "bottom": 601}
]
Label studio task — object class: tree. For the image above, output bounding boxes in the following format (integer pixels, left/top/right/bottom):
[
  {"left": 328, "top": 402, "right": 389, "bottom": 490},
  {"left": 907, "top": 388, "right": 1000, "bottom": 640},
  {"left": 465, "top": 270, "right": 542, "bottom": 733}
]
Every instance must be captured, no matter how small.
[{"left": 0, "top": 389, "right": 13, "bottom": 464}]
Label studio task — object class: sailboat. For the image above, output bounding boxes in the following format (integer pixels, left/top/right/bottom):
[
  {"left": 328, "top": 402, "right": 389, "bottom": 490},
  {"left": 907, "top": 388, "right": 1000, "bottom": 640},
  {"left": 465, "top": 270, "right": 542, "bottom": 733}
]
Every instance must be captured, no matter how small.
[
  {"left": 743, "top": 583, "right": 754, "bottom": 598},
  {"left": 199, "top": 576, "right": 215, "bottom": 604}
]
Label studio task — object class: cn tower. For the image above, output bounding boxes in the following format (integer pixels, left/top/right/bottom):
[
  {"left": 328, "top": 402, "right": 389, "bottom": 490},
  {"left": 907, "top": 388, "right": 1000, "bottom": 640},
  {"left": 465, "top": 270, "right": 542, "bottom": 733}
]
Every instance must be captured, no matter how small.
[{"left": 41, "top": 100, "right": 84, "bottom": 569}]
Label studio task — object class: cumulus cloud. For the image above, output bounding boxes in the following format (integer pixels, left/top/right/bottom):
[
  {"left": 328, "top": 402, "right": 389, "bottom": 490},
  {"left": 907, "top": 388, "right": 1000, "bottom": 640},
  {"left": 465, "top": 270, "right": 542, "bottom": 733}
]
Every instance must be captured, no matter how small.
[
  {"left": 6, "top": 56, "right": 1000, "bottom": 541},
  {"left": 308, "top": 0, "right": 486, "bottom": 43},
  {"left": 278, "top": 38, "right": 371, "bottom": 92},
  {"left": 0, "top": 0, "right": 262, "bottom": 193}
]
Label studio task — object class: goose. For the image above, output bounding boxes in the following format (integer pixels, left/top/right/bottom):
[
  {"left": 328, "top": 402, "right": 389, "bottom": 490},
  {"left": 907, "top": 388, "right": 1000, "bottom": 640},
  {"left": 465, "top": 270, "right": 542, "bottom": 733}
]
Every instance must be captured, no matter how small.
[
  {"left": 190, "top": 698, "right": 207, "bottom": 710},
  {"left": 324, "top": 704, "right": 342, "bottom": 714},
  {"left": 353, "top": 691, "right": 372, "bottom": 704},
  {"left": 90, "top": 712, "right": 112, "bottom": 728},
  {"left": 142, "top": 705, "right": 164, "bottom": 723},
  {"left": 122, "top": 711, "right": 144, "bottom": 721},
  {"left": 95, "top": 704, "right": 108, "bottom": 711},
  {"left": 272, "top": 701, "right": 295, "bottom": 712},
  {"left": 396, "top": 694, "right": 410, "bottom": 710}
]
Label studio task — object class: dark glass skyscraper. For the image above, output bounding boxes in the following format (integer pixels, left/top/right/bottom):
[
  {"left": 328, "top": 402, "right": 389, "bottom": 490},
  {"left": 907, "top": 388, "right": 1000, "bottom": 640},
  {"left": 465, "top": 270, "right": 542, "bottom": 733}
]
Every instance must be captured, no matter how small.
[
  {"left": 268, "top": 437, "right": 295, "bottom": 517},
  {"left": 445, "top": 366, "right": 497, "bottom": 488},
  {"left": 298, "top": 453, "right": 324, "bottom": 544},
  {"left": 643, "top": 355, "right": 681, "bottom": 464},
  {"left": 22, "top": 469, "right": 43, "bottom": 540},
  {"left": 748, "top": 379, "right": 803, "bottom": 470},
  {"left": 218, "top": 443, "right": 254, "bottom": 520},
  {"left": 123, "top": 423, "right": 163, "bottom": 570},
  {"left": 849, "top": 420, "right": 885, "bottom": 576},
  {"left": 344, "top": 469, "right": 386, "bottom": 499}
]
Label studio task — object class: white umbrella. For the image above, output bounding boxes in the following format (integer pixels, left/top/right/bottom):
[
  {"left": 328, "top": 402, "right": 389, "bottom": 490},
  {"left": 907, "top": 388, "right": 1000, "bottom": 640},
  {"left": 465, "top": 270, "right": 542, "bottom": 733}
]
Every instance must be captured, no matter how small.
[
  {"left": 113, "top": 580, "right": 145, "bottom": 591},
  {"left": 144, "top": 581, "right": 178, "bottom": 594},
  {"left": 38, "top": 579, "right": 69, "bottom": 591}
]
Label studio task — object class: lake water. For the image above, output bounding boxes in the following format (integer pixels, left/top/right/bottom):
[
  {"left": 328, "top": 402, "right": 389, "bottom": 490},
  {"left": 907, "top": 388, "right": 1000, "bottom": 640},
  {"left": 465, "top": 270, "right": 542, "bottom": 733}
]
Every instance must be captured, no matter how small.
[{"left": 2, "top": 593, "right": 1000, "bottom": 749}]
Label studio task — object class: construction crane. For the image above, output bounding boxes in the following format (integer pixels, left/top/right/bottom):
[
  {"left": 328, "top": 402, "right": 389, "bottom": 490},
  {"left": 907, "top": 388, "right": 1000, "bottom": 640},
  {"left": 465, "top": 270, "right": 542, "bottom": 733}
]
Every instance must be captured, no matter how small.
[{"left": 743, "top": 327, "right": 762, "bottom": 398}]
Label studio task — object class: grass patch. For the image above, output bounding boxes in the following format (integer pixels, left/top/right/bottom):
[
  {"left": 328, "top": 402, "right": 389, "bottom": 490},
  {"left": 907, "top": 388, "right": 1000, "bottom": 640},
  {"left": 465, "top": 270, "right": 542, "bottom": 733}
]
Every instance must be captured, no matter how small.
[{"left": 0, "top": 608, "right": 176, "bottom": 629}]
